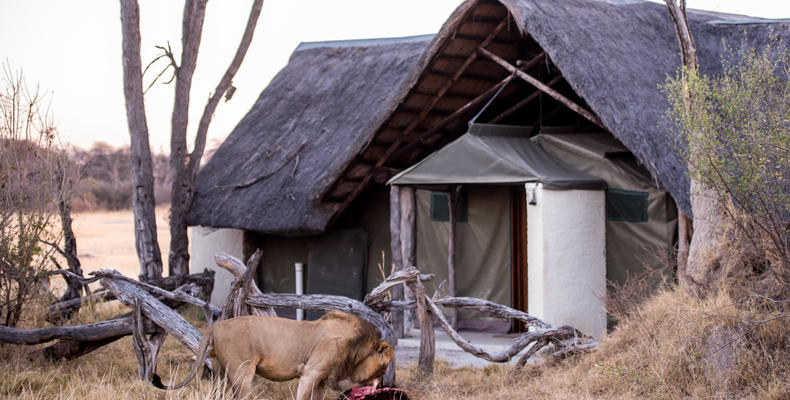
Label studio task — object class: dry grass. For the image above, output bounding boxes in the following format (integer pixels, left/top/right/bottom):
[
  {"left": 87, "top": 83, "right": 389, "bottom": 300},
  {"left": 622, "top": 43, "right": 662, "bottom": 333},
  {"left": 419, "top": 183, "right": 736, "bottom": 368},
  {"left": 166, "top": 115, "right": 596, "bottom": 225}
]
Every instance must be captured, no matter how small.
[
  {"left": 395, "top": 287, "right": 790, "bottom": 400},
  {"left": 5, "top": 209, "right": 789, "bottom": 399},
  {"left": 5, "top": 286, "right": 788, "bottom": 400}
]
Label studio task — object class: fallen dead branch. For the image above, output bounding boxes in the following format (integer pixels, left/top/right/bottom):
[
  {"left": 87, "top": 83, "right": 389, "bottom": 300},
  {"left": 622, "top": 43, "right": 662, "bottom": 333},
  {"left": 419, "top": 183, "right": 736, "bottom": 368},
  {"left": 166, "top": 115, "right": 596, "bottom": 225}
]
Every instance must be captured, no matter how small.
[{"left": 366, "top": 266, "right": 597, "bottom": 376}]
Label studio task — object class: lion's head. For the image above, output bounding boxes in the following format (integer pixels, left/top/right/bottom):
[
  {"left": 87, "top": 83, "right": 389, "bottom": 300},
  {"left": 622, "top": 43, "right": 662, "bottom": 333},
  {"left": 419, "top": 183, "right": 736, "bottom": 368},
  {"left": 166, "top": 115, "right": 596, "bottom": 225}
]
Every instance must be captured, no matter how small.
[{"left": 348, "top": 340, "right": 394, "bottom": 387}]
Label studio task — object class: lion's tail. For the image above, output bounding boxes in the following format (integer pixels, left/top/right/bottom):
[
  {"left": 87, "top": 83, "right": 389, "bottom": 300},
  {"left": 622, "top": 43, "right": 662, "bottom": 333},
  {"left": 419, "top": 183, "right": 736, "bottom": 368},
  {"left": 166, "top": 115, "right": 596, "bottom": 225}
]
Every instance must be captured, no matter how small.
[{"left": 152, "top": 326, "right": 213, "bottom": 390}]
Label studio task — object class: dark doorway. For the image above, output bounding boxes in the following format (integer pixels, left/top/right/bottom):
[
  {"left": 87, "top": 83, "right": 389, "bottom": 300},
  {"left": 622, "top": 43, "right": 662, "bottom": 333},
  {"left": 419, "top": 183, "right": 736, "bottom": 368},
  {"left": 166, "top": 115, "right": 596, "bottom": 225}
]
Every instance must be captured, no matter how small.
[{"left": 511, "top": 186, "right": 528, "bottom": 332}]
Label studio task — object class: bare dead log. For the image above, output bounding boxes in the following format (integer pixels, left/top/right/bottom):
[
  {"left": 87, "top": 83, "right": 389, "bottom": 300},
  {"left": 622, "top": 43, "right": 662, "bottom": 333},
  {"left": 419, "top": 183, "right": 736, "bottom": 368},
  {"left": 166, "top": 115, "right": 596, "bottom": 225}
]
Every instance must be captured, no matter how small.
[
  {"left": 215, "top": 252, "right": 276, "bottom": 317},
  {"left": 131, "top": 297, "right": 167, "bottom": 381},
  {"left": 364, "top": 268, "right": 435, "bottom": 311},
  {"left": 92, "top": 270, "right": 220, "bottom": 319},
  {"left": 100, "top": 273, "right": 211, "bottom": 370},
  {"left": 216, "top": 250, "right": 274, "bottom": 319},
  {"left": 0, "top": 315, "right": 143, "bottom": 345},
  {"left": 46, "top": 290, "right": 114, "bottom": 323},
  {"left": 147, "top": 269, "right": 215, "bottom": 297},
  {"left": 369, "top": 266, "right": 596, "bottom": 373},
  {"left": 432, "top": 297, "right": 551, "bottom": 330},
  {"left": 426, "top": 296, "right": 594, "bottom": 367}
]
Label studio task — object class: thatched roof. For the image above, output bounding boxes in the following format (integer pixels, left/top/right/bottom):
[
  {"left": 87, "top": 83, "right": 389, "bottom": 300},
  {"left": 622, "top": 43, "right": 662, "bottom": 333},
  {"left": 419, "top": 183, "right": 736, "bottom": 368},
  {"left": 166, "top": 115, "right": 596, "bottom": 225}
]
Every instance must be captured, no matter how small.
[
  {"left": 186, "top": 35, "right": 433, "bottom": 234},
  {"left": 190, "top": 0, "right": 788, "bottom": 233},
  {"left": 497, "top": 0, "right": 789, "bottom": 216}
]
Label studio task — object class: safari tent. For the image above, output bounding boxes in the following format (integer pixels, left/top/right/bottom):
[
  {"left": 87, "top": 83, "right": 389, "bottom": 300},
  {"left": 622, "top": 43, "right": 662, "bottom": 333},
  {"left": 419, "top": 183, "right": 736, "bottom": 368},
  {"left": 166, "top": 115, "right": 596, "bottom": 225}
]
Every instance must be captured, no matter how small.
[{"left": 187, "top": 0, "right": 788, "bottom": 335}]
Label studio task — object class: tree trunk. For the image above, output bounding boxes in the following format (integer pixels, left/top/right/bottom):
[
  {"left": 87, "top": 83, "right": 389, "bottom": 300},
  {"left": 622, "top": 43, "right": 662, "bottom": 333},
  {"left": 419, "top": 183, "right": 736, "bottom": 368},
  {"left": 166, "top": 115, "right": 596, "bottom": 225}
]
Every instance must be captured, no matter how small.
[
  {"left": 168, "top": 0, "right": 264, "bottom": 276},
  {"left": 685, "top": 180, "right": 726, "bottom": 291},
  {"left": 48, "top": 167, "right": 87, "bottom": 322},
  {"left": 120, "top": 0, "right": 163, "bottom": 282},
  {"left": 168, "top": 0, "right": 208, "bottom": 277},
  {"left": 663, "top": 0, "right": 725, "bottom": 294}
]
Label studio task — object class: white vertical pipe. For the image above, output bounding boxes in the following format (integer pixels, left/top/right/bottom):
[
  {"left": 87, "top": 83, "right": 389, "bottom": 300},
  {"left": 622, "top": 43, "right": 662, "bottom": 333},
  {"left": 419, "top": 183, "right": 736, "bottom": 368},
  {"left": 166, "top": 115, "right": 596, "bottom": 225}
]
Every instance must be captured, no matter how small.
[{"left": 295, "top": 262, "right": 304, "bottom": 320}]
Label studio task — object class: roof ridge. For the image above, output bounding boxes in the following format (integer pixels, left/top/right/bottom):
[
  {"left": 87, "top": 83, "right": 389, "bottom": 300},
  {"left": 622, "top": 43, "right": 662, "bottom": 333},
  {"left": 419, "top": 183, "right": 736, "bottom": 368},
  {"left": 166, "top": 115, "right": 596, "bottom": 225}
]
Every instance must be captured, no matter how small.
[{"left": 295, "top": 34, "right": 435, "bottom": 52}]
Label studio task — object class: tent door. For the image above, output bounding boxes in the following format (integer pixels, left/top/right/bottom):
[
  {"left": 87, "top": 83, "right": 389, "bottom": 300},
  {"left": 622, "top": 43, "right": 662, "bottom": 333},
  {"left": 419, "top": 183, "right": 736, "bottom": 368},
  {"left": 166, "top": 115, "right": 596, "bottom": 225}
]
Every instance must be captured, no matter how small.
[{"left": 511, "top": 186, "right": 528, "bottom": 332}]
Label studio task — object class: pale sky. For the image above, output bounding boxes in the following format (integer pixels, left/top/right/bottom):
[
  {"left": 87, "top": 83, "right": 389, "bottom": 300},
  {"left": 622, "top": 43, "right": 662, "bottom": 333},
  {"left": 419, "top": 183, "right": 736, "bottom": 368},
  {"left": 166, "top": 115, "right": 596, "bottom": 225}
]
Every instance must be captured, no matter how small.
[{"left": 0, "top": 0, "right": 787, "bottom": 151}]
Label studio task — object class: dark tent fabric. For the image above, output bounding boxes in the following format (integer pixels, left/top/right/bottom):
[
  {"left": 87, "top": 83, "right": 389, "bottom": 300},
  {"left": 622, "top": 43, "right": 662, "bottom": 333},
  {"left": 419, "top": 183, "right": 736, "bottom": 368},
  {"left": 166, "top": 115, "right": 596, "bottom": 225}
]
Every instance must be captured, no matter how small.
[{"left": 388, "top": 124, "right": 606, "bottom": 190}]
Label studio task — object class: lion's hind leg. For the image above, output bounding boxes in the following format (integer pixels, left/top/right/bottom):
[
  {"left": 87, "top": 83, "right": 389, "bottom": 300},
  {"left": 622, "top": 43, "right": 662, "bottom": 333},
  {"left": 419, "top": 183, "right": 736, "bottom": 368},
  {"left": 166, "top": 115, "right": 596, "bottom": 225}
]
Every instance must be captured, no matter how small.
[{"left": 226, "top": 357, "right": 260, "bottom": 399}]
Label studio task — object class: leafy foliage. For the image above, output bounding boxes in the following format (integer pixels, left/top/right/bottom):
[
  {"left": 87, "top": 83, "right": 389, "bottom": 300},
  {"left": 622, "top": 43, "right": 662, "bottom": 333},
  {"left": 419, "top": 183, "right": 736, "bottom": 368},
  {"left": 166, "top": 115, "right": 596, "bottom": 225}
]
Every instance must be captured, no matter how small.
[{"left": 666, "top": 38, "right": 790, "bottom": 285}]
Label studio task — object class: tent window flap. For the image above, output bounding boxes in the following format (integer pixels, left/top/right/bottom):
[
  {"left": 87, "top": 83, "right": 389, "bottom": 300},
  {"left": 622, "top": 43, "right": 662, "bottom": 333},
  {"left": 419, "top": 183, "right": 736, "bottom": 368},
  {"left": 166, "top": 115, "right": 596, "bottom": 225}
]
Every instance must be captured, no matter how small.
[
  {"left": 430, "top": 191, "right": 468, "bottom": 222},
  {"left": 605, "top": 188, "right": 648, "bottom": 223}
]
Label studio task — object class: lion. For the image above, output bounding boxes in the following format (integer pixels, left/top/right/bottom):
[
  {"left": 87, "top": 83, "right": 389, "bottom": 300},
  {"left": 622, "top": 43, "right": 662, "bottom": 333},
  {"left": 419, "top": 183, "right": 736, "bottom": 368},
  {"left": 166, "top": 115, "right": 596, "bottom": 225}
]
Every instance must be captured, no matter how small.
[{"left": 153, "top": 311, "right": 394, "bottom": 399}]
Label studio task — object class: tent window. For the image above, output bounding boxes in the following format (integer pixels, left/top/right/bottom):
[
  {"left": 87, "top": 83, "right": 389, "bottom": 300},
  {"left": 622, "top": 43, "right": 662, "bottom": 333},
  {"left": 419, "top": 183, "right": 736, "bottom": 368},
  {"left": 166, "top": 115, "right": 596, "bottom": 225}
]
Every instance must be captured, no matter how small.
[
  {"left": 606, "top": 189, "right": 648, "bottom": 223},
  {"left": 430, "top": 191, "right": 468, "bottom": 222}
]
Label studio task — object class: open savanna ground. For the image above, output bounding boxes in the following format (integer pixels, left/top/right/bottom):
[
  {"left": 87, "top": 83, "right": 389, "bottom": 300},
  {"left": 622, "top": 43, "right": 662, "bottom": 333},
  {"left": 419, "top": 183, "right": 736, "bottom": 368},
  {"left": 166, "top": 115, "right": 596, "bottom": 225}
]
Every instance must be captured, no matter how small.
[
  {"left": 3, "top": 209, "right": 789, "bottom": 399},
  {"left": 72, "top": 206, "right": 174, "bottom": 279}
]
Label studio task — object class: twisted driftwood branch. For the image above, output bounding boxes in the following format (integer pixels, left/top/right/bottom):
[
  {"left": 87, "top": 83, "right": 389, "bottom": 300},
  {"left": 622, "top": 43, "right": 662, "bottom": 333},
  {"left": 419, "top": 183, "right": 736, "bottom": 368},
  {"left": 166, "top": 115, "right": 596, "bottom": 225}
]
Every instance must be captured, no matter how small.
[
  {"left": 92, "top": 270, "right": 221, "bottom": 318},
  {"left": 215, "top": 251, "right": 275, "bottom": 318},
  {"left": 372, "top": 266, "right": 597, "bottom": 375}
]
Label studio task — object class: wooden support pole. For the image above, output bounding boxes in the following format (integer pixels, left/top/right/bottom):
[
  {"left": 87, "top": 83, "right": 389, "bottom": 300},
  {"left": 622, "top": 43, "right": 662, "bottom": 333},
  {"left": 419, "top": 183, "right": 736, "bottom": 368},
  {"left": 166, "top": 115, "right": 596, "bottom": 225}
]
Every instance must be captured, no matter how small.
[
  {"left": 408, "top": 276, "right": 435, "bottom": 376},
  {"left": 399, "top": 186, "right": 417, "bottom": 331},
  {"left": 389, "top": 185, "right": 405, "bottom": 338},
  {"left": 478, "top": 47, "right": 606, "bottom": 129},
  {"left": 447, "top": 187, "right": 459, "bottom": 329}
]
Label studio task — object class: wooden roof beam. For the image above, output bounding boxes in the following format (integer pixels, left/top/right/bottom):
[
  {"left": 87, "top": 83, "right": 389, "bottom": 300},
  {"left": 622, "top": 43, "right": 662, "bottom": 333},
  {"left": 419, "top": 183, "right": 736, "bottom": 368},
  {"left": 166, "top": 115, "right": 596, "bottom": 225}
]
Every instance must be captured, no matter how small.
[
  {"left": 413, "top": 87, "right": 477, "bottom": 100},
  {"left": 478, "top": 47, "right": 606, "bottom": 129},
  {"left": 426, "top": 69, "right": 500, "bottom": 84},
  {"left": 454, "top": 32, "right": 512, "bottom": 45},
  {"left": 389, "top": 73, "right": 517, "bottom": 161},
  {"left": 321, "top": 16, "right": 510, "bottom": 210},
  {"left": 321, "top": 18, "right": 508, "bottom": 199},
  {"left": 489, "top": 75, "right": 563, "bottom": 124}
]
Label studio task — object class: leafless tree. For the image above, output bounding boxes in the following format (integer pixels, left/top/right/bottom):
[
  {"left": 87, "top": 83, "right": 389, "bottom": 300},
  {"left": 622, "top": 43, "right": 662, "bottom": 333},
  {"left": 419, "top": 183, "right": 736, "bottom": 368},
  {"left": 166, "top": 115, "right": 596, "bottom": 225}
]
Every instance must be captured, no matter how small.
[
  {"left": 119, "top": 0, "right": 264, "bottom": 280},
  {"left": 0, "top": 63, "right": 82, "bottom": 326}
]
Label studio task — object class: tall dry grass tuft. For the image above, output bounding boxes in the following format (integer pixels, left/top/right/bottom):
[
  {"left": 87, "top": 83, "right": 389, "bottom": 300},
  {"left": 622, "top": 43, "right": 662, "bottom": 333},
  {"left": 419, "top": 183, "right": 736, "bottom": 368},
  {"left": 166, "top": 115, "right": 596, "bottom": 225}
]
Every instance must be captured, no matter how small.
[{"left": 392, "top": 286, "right": 790, "bottom": 400}]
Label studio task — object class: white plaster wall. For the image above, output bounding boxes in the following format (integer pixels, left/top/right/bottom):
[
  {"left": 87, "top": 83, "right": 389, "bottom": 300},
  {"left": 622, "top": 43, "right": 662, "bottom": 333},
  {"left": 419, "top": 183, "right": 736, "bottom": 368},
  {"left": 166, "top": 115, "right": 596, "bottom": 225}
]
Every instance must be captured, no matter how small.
[
  {"left": 189, "top": 226, "right": 244, "bottom": 306},
  {"left": 526, "top": 183, "right": 606, "bottom": 338}
]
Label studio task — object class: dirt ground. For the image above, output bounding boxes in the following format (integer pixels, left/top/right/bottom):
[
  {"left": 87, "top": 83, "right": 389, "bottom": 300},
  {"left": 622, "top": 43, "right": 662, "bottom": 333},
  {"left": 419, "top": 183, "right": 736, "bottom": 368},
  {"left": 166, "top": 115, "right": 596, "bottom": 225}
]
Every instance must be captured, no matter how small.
[{"left": 72, "top": 206, "right": 174, "bottom": 278}]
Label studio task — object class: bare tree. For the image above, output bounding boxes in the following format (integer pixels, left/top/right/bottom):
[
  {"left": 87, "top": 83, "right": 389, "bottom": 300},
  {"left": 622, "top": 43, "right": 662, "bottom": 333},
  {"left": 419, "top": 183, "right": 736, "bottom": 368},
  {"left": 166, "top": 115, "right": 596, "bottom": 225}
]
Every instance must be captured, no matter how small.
[
  {"left": 120, "top": 0, "right": 164, "bottom": 282},
  {"left": 0, "top": 63, "right": 79, "bottom": 326},
  {"left": 663, "top": 0, "right": 727, "bottom": 294},
  {"left": 119, "top": 0, "right": 264, "bottom": 279}
]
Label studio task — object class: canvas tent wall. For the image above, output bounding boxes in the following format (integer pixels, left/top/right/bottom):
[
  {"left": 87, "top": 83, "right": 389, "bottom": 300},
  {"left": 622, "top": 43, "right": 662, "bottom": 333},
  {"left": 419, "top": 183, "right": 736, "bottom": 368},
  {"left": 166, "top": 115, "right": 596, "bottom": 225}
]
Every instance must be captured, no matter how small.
[
  {"left": 391, "top": 124, "right": 677, "bottom": 336},
  {"left": 390, "top": 123, "right": 608, "bottom": 334},
  {"left": 533, "top": 133, "right": 679, "bottom": 287},
  {"left": 414, "top": 186, "right": 512, "bottom": 330}
]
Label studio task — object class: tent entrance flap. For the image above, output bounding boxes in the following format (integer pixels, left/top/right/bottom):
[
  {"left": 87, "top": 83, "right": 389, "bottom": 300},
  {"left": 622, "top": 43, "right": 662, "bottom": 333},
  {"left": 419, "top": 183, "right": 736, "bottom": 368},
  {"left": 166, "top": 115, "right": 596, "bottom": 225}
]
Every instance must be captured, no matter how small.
[{"left": 388, "top": 123, "right": 605, "bottom": 190}]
